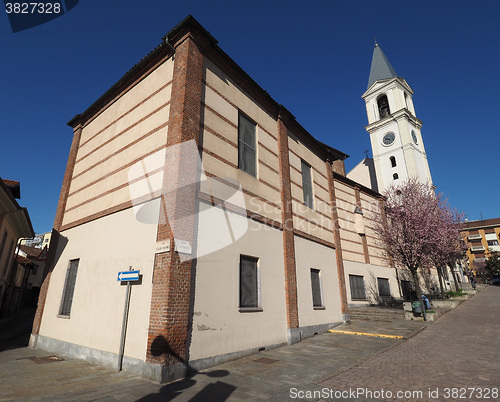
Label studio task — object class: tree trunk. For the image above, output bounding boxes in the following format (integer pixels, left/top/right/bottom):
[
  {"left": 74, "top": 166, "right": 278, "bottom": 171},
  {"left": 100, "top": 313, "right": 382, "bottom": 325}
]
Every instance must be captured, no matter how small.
[
  {"left": 449, "top": 265, "right": 461, "bottom": 292},
  {"left": 437, "top": 266, "right": 446, "bottom": 299},
  {"left": 410, "top": 268, "right": 427, "bottom": 321},
  {"left": 411, "top": 268, "right": 422, "bottom": 301}
]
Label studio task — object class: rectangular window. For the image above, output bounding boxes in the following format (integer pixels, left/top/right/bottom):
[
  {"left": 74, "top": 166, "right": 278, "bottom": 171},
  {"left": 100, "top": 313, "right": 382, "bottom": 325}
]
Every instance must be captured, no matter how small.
[
  {"left": 301, "top": 160, "right": 314, "bottom": 209},
  {"left": 310, "top": 269, "right": 324, "bottom": 308},
  {"left": 238, "top": 113, "right": 257, "bottom": 177},
  {"left": 487, "top": 240, "right": 499, "bottom": 246},
  {"left": 377, "top": 277, "right": 391, "bottom": 297},
  {"left": 239, "top": 255, "right": 259, "bottom": 309},
  {"left": 349, "top": 274, "right": 366, "bottom": 300},
  {"left": 59, "top": 259, "right": 79, "bottom": 317}
]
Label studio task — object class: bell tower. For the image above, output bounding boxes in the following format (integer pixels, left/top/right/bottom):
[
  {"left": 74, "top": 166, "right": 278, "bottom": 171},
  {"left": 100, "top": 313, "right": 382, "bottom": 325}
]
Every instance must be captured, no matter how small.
[{"left": 362, "top": 44, "right": 433, "bottom": 193}]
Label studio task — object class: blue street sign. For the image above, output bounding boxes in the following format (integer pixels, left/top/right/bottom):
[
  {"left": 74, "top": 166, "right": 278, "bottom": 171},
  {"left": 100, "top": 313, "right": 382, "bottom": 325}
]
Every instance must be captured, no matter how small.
[{"left": 117, "top": 270, "right": 140, "bottom": 282}]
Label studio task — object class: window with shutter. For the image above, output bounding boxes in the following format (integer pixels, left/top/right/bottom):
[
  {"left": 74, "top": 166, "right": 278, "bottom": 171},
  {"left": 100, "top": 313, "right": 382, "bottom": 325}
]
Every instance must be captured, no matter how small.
[
  {"left": 238, "top": 114, "right": 257, "bottom": 177},
  {"left": 239, "top": 255, "right": 259, "bottom": 309},
  {"left": 59, "top": 259, "right": 79, "bottom": 317},
  {"left": 349, "top": 274, "right": 366, "bottom": 300}
]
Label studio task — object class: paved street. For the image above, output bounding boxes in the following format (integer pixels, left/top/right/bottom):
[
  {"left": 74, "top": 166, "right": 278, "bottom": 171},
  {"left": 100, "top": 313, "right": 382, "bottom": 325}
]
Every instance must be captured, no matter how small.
[
  {"left": 0, "top": 286, "right": 498, "bottom": 401},
  {"left": 319, "top": 285, "right": 500, "bottom": 401}
]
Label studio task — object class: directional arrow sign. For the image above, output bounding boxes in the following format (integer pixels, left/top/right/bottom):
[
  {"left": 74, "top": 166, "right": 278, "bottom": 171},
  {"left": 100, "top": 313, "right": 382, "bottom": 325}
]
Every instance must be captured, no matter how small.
[{"left": 117, "top": 270, "right": 140, "bottom": 282}]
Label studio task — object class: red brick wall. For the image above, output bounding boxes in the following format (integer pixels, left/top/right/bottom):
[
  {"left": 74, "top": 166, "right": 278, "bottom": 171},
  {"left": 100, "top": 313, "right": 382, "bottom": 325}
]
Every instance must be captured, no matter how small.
[
  {"left": 146, "top": 35, "right": 203, "bottom": 366},
  {"left": 326, "top": 161, "right": 349, "bottom": 316},
  {"left": 277, "top": 115, "right": 299, "bottom": 329}
]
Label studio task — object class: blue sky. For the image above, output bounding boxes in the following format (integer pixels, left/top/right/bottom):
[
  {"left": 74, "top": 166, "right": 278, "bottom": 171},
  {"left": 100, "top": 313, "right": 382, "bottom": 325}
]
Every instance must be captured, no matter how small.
[{"left": 1, "top": 1, "right": 499, "bottom": 234}]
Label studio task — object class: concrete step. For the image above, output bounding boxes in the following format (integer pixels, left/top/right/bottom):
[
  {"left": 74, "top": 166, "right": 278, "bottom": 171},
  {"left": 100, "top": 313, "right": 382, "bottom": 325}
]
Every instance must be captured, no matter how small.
[{"left": 349, "top": 307, "right": 404, "bottom": 321}]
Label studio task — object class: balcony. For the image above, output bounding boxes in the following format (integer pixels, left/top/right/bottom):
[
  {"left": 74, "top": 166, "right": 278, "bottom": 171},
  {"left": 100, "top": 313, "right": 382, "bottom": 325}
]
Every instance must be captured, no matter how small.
[
  {"left": 468, "top": 234, "right": 482, "bottom": 241},
  {"left": 470, "top": 245, "right": 485, "bottom": 252}
]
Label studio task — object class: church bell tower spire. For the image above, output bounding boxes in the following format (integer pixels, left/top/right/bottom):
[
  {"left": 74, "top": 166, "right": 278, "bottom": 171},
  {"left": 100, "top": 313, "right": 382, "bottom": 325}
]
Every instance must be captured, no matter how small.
[{"left": 362, "top": 43, "right": 433, "bottom": 193}]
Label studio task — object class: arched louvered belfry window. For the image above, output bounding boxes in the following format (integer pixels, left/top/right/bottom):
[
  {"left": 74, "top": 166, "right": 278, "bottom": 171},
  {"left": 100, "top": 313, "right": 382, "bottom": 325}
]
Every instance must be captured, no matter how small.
[{"left": 377, "top": 95, "right": 390, "bottom": 119}]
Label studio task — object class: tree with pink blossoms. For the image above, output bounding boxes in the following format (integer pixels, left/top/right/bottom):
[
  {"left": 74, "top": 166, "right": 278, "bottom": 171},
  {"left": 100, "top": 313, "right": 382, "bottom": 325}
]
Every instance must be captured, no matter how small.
[
  {"left": 374, "top": 178, "right": 466, "bottom": 303},
  {"left": 429, "top": 205, "right": 467, "bottom": 295}
]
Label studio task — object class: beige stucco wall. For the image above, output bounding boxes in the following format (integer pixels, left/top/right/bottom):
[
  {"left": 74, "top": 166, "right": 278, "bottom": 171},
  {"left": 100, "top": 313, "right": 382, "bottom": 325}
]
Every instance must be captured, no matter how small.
[
  {"left": 63, "top": 59, "right": 174, "bottom": 228},
  {"left": 202, "top": 59, "right": 282, "bottom": 225},
  {"left": 294, "top": 235, "right": 342, "bottom": 327},
  {"left": 343, "top": 260, "right": 399, "bottom": 305},
  {"left": 39, "top": 200, "right": 159, "bottom": 361},
  {"left": 0, "top": 219, "right": 17, "bottom": 281},
  {"left": 288, "top": 134, "right": 333, "bottom": 243},
  {"left": 189, "top": 214, "right": 287, "bottom": 361}
]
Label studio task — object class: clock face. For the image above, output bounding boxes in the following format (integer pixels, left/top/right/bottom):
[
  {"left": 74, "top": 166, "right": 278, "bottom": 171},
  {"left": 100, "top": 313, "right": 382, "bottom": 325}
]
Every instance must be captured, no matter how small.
[
  {"left": 411, "top": 130, "right": 418, "bottom": 144},
  {"left": 382, "top": 132, "right": 395, "bottom": 146}
]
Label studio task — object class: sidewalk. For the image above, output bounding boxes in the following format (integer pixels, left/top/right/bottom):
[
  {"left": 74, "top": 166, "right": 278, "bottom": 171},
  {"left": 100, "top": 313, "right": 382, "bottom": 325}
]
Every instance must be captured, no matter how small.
[
  {"left": 0, "top": 308, "right": 426, "bottom": 400},
  {"left": 1, "top": 287, "right": 496, "bottom": 401}
]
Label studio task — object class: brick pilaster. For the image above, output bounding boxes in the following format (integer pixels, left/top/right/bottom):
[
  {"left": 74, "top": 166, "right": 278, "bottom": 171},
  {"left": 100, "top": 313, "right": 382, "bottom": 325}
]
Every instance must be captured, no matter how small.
[
  {"left": 53, "top": 124, "right": 83, "bottom": 231},
  {"left": 31, "top": 229, "right": 59, "bottom": 338},
  {"left": 326, "top": 162, "right": 349, "bottom": 320},
  {"left": 146, "top": 35, "right": 203, "bottom": 369},
  {"left": 378, "top": 198, "right": 394, "bottom": 268},
  {"left": 355, "top": 187, "right": 370, "bottom": 264},
  {"left": 277, "top": 115, "right": 299, "bottom": 331}
]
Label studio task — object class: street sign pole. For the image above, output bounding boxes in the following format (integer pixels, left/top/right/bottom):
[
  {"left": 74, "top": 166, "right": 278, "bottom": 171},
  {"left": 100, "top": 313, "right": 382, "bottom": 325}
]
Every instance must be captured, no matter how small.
[{"left": 118, "top": 266, "right": 133, "bottom": 371}]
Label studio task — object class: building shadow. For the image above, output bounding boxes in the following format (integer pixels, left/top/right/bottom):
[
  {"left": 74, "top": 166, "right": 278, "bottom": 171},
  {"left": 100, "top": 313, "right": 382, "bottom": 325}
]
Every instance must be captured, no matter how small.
[
  {"left": 0, "top": 307, "right": 36, "bottom": 352},
  {"left": 139, "top": 335, "right": 234, "bottom": 401}
]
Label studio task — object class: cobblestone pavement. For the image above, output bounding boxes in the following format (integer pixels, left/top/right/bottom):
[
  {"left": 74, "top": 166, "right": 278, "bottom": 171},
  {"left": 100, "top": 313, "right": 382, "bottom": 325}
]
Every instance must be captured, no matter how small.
[
  {"left": 0, "top": 287, "right": 497, "bottom": 401},
  {"left": 319, "top": 286, "right": 500, "bottom": 401}
]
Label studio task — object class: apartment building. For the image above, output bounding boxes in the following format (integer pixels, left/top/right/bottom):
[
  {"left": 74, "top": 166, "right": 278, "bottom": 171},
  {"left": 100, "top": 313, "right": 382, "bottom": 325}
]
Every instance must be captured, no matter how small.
[{"left": 460, "top": 217, "right": 500, "bottom": 270}]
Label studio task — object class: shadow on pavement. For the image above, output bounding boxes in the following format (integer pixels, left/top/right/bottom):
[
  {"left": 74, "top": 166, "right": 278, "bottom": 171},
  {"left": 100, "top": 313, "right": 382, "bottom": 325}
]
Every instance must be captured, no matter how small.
[
  {"left": 138, "top": 377, "right": 235, "bottom": 401},
  {"left": 143, "top": 335, "right": 234, "bottom": 401},
  {"left": 0, "top": 307, "right": 36, "bottom": 352}
]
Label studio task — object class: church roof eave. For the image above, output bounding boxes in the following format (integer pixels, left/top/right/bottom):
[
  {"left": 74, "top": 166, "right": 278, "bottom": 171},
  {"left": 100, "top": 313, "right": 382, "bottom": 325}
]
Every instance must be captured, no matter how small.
[{"left": 362, "top": 76, "right": 413, "bottom": 99}]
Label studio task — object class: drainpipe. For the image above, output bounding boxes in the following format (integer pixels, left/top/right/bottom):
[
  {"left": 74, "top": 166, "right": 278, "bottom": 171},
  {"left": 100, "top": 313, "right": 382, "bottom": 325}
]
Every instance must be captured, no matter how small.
[{"left": 164, "top": 37, "right": 176, "bottom": 59}]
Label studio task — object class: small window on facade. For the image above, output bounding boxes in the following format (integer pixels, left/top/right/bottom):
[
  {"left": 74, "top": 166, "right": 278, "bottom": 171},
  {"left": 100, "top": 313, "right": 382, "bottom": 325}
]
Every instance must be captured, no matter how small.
[
  {"left": 310, "top": 269, "right": 323, "bottom": 308},
  {"left": 301, "top": 160, "right": 314, "bottom": 209},
  {"left": 59, "top": 259, "right": 79, "bottom": 317},
  {"left": 377, "top": 277, "right": 391, "bottom": 297},
  {"left": 390, "top": 156, "right": 397, "bottom": 168},
  {"left": 238, "top": 113, "right": 257, "bottom": 177},
  {"left": 239, "top": 255, "right": 259, "bottom": 308},
  {"left": 377, "top": 95, "right": 390, "bottom": 119},
  {"left": 488, "top": 240, "right": 499, "bottom": 247},
  {"left": 393, "top": 173, "right": 399, "bottom": 180},
  {"left": 349, "top": 275, "right": 366, "bottom": 300}
]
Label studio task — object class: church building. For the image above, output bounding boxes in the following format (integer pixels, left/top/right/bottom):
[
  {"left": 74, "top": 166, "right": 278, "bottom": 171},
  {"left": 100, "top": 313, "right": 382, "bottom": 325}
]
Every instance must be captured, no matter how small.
[{"left": 30, "top": 16, "right": 433, "bottom": 383}]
